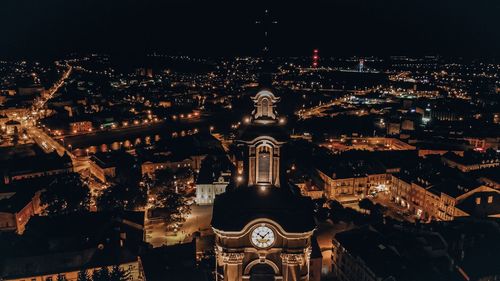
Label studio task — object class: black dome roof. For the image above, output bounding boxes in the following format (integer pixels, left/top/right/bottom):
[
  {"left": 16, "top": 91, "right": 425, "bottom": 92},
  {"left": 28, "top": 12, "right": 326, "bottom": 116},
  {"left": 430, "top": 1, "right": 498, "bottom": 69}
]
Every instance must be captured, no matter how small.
[{"left": 211, "top": 185, "right": 315, "bottom": 233}]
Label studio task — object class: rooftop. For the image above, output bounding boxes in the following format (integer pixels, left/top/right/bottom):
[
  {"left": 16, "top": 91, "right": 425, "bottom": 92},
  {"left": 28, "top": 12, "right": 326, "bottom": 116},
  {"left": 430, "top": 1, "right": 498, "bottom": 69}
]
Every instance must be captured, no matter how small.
[{"left": 212, "top": 185, "right": 315, "bottom": 233}]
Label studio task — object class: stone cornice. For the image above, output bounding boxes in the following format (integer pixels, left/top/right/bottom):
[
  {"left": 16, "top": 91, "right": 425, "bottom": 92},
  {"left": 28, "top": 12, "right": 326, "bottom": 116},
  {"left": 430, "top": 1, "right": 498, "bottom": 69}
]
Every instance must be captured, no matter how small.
[
  {"left": 280, "top": 253, "right": 304, "bottom": 265},
  {"left": 221, "top": 252, "right": 245, "bottom": 264}
]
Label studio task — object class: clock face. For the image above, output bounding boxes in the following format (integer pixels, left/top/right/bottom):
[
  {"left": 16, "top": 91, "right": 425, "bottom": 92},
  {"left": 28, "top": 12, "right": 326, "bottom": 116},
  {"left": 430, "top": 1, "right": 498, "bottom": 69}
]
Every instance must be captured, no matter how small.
[{"left": 251, "top": 225, "right": 275, "bottom": 248}]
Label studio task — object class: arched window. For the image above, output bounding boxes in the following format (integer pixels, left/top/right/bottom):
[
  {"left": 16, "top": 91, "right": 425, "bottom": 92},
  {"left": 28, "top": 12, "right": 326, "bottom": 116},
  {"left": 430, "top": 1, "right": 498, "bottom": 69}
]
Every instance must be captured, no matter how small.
[
  {"left": 261, "top": 98, "right": 269, "bottom": 117},
  {"left": 257, "top": 145, "right": 271, "bottom": 184}
]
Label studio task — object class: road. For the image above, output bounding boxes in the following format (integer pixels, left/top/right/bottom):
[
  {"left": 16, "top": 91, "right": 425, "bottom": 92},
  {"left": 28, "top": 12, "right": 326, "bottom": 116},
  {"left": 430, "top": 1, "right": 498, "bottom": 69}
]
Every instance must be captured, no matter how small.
[
  {"left": 18, "top": 63, "right": 93, "bottom": 173},
  {"left": 372, "top": 192, "right": 415, "bottom": 223},
  {"left": 27, "top": 63, "right": 73, "bottom": 121},
  {"left": 296, "top": 98, "right": 344, "bottom": 120},
  {"left": 315, "top": 221, "right": 353, "bottom": 278},
  {"left": 295, "top": 87, "right": 380, "bottom": 120},
  {"left": 145, "top": 204, "right": 213, "bottom": 248}
]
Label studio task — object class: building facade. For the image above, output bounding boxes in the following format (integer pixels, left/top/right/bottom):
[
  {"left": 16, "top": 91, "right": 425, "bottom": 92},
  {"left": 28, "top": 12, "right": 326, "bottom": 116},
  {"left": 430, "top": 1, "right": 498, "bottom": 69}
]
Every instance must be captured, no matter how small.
[
  {"left": 211, "top": 89, "right": 316, "bottom": 281},
  {"left": 196, "top": 172, "right": 231, "bottom": 205}
]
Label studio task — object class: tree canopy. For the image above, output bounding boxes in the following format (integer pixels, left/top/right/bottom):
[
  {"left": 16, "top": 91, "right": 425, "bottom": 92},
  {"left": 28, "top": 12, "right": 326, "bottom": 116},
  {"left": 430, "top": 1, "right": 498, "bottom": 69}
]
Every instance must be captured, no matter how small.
[
  {"left": 78, "top": 266, "right": 130, "bottom": 281},
  {"left": 40, "top": 173, "right": 91, "bottom": 215},
  {"left": 96, "top": 183, "right": 147, "bottom": 211},
  {"left": 154, "top": 188, "right": 191, "bottom": 224}
]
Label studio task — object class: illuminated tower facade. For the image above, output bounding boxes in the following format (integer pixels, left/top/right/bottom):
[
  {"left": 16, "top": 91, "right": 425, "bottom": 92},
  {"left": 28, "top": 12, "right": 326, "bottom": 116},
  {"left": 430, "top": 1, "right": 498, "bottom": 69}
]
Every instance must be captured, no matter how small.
[
  {"left": 211, "top": 89, "right": 316, "bottom": 281},
  {"left": 244, "top": 90, "right": 283, "bottom": 187}
]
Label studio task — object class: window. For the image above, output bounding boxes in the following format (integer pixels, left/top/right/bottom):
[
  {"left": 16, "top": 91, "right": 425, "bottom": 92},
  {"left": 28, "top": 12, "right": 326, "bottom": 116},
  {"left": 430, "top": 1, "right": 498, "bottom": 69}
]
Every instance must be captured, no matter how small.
[
  {"left": 261, "top": 98, "right": 269, "bottom": 117},
  {"left": 488, "top": 196, "right": 493, "bottom": 204},
  {"left": 257, "top": 146, "right": 271, "bottom": 183},
  {"left": 475, "top": 197, "right": 481, "bottom": 205}
]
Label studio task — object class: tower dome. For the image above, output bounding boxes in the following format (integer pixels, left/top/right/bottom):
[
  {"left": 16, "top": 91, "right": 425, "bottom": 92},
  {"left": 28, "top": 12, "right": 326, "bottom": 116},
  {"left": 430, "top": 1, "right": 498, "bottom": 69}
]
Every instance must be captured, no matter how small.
[{"left": 211, "top": 87, "right": 315, "bottom": 281}]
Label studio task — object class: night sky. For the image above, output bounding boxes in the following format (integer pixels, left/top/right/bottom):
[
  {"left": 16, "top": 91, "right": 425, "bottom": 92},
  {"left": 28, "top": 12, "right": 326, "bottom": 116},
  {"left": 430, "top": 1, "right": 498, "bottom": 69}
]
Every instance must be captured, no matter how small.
[{"left": 1, "top": 0, "right": 499, "bottom": 60}]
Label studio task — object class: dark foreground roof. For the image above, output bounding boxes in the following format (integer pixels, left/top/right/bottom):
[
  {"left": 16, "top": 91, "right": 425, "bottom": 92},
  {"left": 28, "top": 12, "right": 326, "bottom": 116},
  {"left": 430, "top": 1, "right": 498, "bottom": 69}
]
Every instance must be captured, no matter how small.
[
  {"left": 140, "top": 240, "right": 201, "bottom": 281},
  {"left": 237, "top": 122, "right": 289, "bottom": 143},
  {"left": 211, "top": 185, "right": 315, "bottom": 233},
  {"left": 456, "top": 191, "right": 500, "bottom": 218},
  {"left": 0, "top": 211, "right": 147, "bottom": 279}
]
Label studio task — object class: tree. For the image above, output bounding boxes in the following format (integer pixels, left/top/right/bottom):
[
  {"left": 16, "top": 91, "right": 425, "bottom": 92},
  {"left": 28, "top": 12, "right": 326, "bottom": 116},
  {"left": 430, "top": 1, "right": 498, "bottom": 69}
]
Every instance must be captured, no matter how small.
[
  {"left": 153, "top": 167, "right": 193, "bottom": 193},
  {"left": 369, "top": 203, "right": 385, "bottom": 223},
  {"left": 174, "top": 167, "right": 193, "bottom": 184},
  {"left": 358, "top": 198, "right": 374, "bottom": 213},
  {"left": 92, "top": 267, "right": 110, "bottom": 281},
  {"left": 40, "top": 173, "right": 91, "bottom": 215},
  {"left": 154, "top": 168, "right": 174, "bottom": 186},
  {"left": 316, "top": 207, "right": 330, "bottom": 221},
  {"left": 115, "top": 152, "right": 142, "bottom": 187},
  {"left": 328, "top": 200, "right": 345, "bottom": 223},
  {"left": 110, "top": 265, "right": 131, "bottom": 281},
  {"left": 97, "top": 183, "right": 147, "bottom": 211},
  {"left": 155, "top": 188, "right": 191, "bottom": 224},
  {"left": 328, "top": 200, "right": 344, "bottom": 211},
  {"left": 312, "top": 198, "right": 326, "bottom": 212},
  {"left": 77, "top": 270, "right": 91, "bottom": 281}
]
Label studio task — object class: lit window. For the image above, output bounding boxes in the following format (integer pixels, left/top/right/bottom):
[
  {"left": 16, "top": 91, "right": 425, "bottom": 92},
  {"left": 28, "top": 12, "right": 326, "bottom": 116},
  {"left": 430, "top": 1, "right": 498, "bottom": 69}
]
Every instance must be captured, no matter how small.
[
  {"left": 475, "top": 197, "right": 481, "bottom": 205},
  {"left": 488, "top": 196, "right": 493, "bottom": 204}
]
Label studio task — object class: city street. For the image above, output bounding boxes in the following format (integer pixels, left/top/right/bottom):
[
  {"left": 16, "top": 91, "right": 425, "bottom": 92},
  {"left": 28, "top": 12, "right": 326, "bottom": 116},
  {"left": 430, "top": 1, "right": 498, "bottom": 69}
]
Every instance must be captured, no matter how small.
[
  {"left": 145, "top": 204, "right": 213, "bottom": 248},
  {"left": 372, "top": 192, "right": 415, "bottom": 223},
  {"left": 315, "top": 221, "right": 353, "bottom": 277}
]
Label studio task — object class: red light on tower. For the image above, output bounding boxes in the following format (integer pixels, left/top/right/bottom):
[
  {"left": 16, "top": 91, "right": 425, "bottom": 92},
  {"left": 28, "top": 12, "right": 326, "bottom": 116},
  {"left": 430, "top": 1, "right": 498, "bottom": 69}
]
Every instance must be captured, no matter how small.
[{"left": 312, "top": 49, "right": 319, "bottom": 68}]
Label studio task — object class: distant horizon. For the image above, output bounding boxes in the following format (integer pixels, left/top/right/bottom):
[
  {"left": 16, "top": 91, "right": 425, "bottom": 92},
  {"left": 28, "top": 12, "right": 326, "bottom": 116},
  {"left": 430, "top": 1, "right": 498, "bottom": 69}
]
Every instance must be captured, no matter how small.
[
  {"left": 2, "top": 52, "right": 498, "bottom": 63},
  {"left": 1, "top": 0, "right": 499, "bottom": 60}
]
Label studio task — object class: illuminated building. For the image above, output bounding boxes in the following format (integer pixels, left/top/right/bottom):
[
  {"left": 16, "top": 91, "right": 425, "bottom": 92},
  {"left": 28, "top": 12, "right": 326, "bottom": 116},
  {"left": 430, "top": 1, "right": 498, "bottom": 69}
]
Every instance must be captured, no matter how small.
[
  {"left": 211, "top": 89, "right": 316, "bottom": 281},
  {"left": 390, "top": 162, "right": 500, "bottom": 221},
  {"left": 69, "top": 121, "right": 93, "bottom": 133},
  {"left": 0, "top": 187, "right": 42, "bottom": 234},
  {"left": 0, "top": 148, "right": 73, "bottom": 185},
  {"left": 196, "top": 155, "right": 233, "bottom": 205}
]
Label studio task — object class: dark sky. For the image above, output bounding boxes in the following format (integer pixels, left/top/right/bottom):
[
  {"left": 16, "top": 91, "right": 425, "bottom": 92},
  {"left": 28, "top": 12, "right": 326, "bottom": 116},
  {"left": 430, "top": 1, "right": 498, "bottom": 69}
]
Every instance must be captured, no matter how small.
[{"left": 1, "top": 0, "right": 499, "bottom": 60}]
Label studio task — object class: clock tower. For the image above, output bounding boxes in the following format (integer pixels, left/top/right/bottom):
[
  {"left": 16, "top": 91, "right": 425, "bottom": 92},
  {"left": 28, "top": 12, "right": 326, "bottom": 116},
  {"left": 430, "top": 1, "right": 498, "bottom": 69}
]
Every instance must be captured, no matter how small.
[{"left": 211, "top": 89, "right": 316, "bottom": 281}]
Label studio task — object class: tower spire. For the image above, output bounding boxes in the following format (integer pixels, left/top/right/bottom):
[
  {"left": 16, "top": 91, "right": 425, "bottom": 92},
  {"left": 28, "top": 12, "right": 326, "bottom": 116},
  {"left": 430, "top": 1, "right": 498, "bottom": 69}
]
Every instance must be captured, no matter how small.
[
  {"left": 255, "top": 9, "right": 278, "bottom": 87},
  {"left": 255, "top": 9, "right": 278, "bottom": 56}
]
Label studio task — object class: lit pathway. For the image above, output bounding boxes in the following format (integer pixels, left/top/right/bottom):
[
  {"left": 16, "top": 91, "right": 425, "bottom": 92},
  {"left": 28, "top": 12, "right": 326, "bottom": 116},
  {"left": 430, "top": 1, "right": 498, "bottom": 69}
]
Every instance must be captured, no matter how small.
[{"left": 146, "top": 204, "right": 213, "bottom": 248}]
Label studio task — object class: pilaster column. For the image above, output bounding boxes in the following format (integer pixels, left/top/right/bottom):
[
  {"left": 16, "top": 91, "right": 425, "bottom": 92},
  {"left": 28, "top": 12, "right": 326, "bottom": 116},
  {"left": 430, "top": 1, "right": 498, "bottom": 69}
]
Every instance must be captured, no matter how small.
[
  {"left": 249, "top": 156, "right": 256, "bottom": 185},
  {"left": 281, "top": 253, "right": 304, "bottom": 281},
  {"left": 222, "top": 252, "right": 245, "bottom": 281}
]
